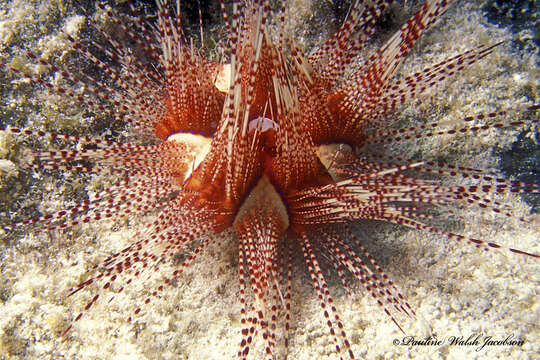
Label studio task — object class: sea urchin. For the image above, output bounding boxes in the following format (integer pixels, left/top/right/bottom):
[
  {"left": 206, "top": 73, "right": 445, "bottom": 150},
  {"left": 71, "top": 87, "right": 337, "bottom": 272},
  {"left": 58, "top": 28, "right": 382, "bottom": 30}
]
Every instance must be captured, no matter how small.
[{"left": 1, "top": 0, "right": 539, "bottom": 359}]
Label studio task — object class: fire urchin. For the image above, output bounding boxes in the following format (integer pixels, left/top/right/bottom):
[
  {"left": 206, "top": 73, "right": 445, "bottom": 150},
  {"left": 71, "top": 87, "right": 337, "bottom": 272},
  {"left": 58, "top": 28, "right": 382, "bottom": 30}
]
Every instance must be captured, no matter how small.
[{"left": 1, "top": 0, "right": 539, "bottom": 359}]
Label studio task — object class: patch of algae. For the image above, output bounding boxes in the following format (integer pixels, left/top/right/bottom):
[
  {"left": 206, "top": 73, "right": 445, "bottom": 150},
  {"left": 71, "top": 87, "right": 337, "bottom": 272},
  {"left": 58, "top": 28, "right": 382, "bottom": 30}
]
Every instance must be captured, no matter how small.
[{"left": 0, "top": 1, "right": 538, "bottom": 360}]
